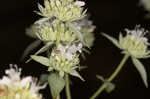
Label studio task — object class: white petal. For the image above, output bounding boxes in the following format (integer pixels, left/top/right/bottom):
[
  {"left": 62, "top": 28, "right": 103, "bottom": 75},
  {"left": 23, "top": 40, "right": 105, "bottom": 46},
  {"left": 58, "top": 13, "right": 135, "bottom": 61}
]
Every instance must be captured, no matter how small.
[
  {"left": 74, "top": 1, "right": 85, "bottom": 7},
  {"left": 20, "top": 76, "right": 32, "bottom": 87}
]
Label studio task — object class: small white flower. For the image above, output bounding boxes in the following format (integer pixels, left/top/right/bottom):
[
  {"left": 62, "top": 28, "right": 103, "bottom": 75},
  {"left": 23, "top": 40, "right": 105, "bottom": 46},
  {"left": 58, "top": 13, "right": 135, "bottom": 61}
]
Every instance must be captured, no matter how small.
[
  {"left": 5, "top": 64, "right": 21, "bottom": 81},
  {"left": 54, "top": 43, "right": 83, "bottom": 61},
  {"left": 125, "top": 25, "right": 149, "bottom": 45},
  {"left": 30, "top": 79, "right": 47, "bottom": 94},
  {"left": 74, "top": 1, "right": 85, "bottom": 7}
]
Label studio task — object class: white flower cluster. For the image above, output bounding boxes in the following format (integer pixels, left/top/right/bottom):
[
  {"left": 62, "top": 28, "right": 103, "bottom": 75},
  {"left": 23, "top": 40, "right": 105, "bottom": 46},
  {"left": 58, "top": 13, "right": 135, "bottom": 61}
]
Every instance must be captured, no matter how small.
[
  {"left": 52, "top": 43, "right": 82, "bottom": 61},
  {"left": 0, "top": 64, "right": 46, "bottom": 99}
]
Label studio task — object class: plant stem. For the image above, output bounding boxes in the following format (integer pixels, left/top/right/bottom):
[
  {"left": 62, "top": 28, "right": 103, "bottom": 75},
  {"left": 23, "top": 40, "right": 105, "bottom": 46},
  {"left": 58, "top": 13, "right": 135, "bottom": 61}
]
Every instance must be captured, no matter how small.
[
  {"left": 56, "top": 95, "right": 61, "bottom": 99},
  {"left": 56, "top": 22, "right": 61, "bottom": 48},
  {"left": 90, "top": 54, "right": 129, "bottom": 99},
  {"left": 65, "top": 74, "right": 72, "bottom": 99}
]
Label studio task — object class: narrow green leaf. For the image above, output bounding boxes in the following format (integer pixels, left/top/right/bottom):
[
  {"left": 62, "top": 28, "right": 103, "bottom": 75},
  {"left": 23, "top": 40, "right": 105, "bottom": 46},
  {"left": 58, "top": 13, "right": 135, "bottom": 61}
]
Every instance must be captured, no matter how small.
[
  {"left": 132, "top": 57, "right": 148, "bottom": 87},
  {"left": 79, "top": 66, "right": 88, "bottom": 71},
  {"left": 26, "top": 42, "right": 53, "bottom": 63},
  {"left": 48, "top": 72, "right": 65, "bottom": 99},
  {"left": 21, "top": 40, "right": 41, "bottom": 61},
  {"left": 34, "top": 42, "right": 53, "bottom": 54},
  {"left": 96, "top": 75, "right": 105, "bottom": 82},
  {"left": 69, "top": 70, "right": 84, "bottom": 81},
  {"left": 102, "top": 33, "right": 120, "bottom": 49},
  {"left": 34, "top": 18, "right": 49, "bottom": 24},
  {"left": 31, "top": 55, "right": 50, "bottom": 66}
]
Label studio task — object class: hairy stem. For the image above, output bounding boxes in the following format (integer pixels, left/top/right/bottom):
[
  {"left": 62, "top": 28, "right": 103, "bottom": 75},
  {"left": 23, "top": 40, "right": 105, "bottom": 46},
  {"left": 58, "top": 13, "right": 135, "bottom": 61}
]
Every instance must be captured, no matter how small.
[{"left": 56, "top": 22, "right": 61, "bottom": 48}]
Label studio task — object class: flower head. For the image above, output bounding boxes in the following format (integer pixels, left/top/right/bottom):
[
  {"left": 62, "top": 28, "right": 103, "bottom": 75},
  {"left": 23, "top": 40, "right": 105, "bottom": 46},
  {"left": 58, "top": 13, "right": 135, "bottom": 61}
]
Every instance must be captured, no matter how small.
[
  {"left": 50, "top": 43, "right": 83, "bottom": 78},
  {"left": 103, "top": 25, "right": 150, "bottom": 59},
  {"left": 36, "top": 0, "right": 86, "bottom": 22},
  {"left": 0, "top": 65, "right": 46, "bottom": 99},
  {"left": 31, "top": 43, "right": 84, "bottom": 80},
  {"left": 36, "top": 21, "right": 77, "bottom": 43}
]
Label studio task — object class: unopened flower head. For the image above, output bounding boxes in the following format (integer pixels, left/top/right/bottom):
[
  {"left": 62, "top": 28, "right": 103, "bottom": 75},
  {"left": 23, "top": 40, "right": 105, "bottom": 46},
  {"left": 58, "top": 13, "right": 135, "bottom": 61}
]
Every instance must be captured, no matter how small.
[
  {"left": 36, "top": 21, "right": 77, "bottom": 43},
  {"left": 49, "top": 43, "right": 83, "bottom": 79},
  {"left": 119, "top": 26, "right": 150, "bottom": 58},
  {"left": 0, "top": 64, "right": 46, "bottom": 99},
  {"left": 36, "top": 0, "right": 86, "bottom": 22}
]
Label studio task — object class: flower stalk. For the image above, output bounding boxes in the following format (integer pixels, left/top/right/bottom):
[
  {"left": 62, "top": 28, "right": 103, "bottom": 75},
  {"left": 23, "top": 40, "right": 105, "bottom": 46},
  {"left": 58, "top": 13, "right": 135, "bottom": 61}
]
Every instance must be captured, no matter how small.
[
  {"left": 90, "top": 54, "right": 129, "bottom": 99},
  {"left": 65, "top": 74, "right": 72, "bottom": 99}
]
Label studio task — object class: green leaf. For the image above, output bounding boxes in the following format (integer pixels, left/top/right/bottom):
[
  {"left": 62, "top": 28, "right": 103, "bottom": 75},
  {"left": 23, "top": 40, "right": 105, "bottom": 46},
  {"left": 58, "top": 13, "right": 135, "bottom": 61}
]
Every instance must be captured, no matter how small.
[
  {"left": 31, "top": 55, "right": 50, "bottom": 66},
  {"left": 26, "top": 42, "right": 53, "bottom": 63},
  {"left": 48, "top": 72, "right": 65, "bottom": 99},
  {"left": 25, "top": 25, "right": 39, "bottom": 38},
  {"left": 131, "top": 57, "right": 148, "bottom": 88},
  {"left": 96, "top": 75, "right": 105, "bottom": 82},
  {"left": 102, "top": 33, "right": 120, "bottom": 49},
  {"left": 96, "top": 75, "right": 115, "bottom": 93},
  {"left": 69, "top": 70, "right": 84, "bottom": 81},
  {"left": 39, "top": 74, "right": 49, "bottom": 84},
  {"left": 79, "top": 66, "right": 88, "bottom": 71},
  {"left": 21, "top": 40, "right": 41, "bottom": 61},
  {"left": 105, "top": 82, "right": 115, "bottom": 93}
]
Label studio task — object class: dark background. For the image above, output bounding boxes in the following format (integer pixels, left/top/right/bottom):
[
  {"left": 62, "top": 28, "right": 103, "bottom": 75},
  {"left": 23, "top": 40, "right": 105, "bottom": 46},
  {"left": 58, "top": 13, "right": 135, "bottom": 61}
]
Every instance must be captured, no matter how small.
[{"left": 0, "top": 0, "right": 150, "bottom": 99}]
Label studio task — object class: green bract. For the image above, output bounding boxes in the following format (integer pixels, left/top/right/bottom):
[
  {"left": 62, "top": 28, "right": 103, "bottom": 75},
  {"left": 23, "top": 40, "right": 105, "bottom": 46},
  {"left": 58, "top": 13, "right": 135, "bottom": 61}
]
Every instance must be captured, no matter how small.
[{"left": 36, "top": 0, "right": 86, "bottom": 22}]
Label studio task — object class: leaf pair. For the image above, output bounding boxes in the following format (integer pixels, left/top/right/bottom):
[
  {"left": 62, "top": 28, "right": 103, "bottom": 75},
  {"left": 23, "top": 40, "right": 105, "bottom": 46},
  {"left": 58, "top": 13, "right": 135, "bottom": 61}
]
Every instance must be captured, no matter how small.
[{"left": 96, "top": 75, "right": 115, "bottom": 93}]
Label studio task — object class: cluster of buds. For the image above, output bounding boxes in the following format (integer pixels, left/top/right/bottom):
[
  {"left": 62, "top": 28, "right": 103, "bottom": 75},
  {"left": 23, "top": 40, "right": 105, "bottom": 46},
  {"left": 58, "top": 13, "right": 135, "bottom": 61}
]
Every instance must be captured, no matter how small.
[
  {"left": 0, "top": 65, "right": 46, "bottom": 99},
  {"left": 36, "top": 21, "right": 77, "bottom": 43},
  {"left": 36, "top": 0, "right": 86, "bottom": 22}
]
